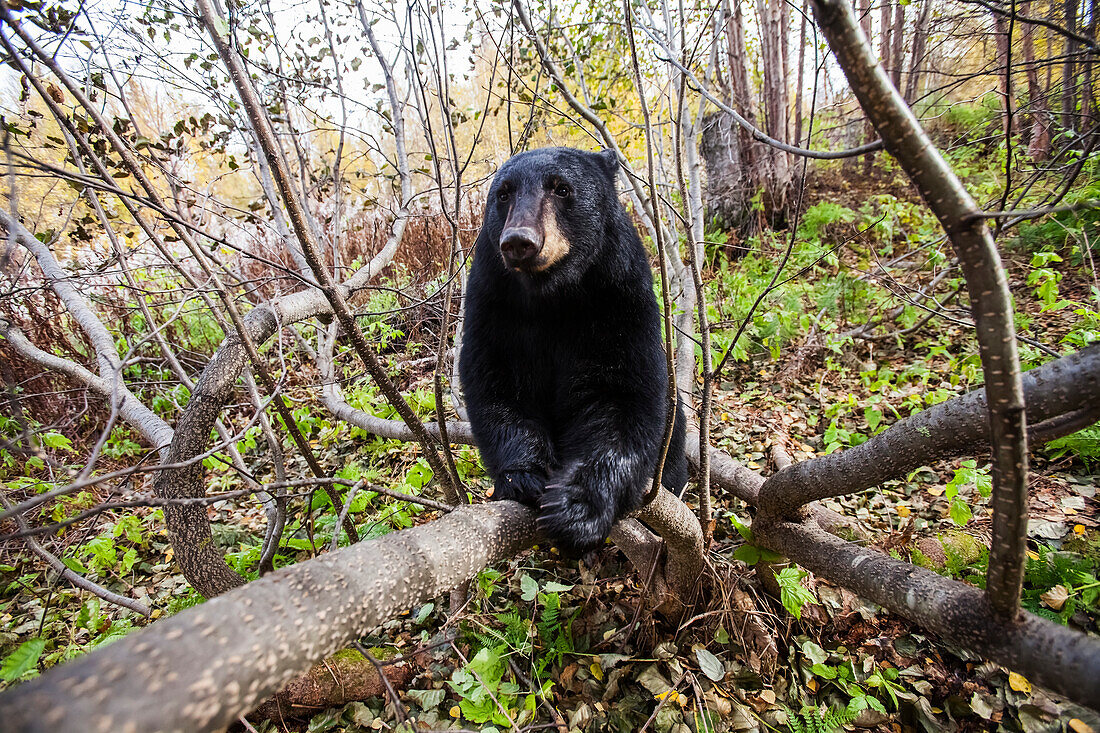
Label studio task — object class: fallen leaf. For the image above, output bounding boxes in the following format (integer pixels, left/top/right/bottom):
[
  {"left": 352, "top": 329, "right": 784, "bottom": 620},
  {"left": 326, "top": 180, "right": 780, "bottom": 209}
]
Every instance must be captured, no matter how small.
[
  {"left": 1008, "top": 671, "right": 1032, "bottom": 694},
  {"left": 694, "top": 648, "right": 725, "bottom": 682},
  {"left": 1069, "top": 719, "right": 1095, "bottom": 733},
  {"left": 745, "top": 689, "right": 776, "bottom": 712},
  {"left": 1040, "top": 584, "right": 1069, "bottom": 611}
]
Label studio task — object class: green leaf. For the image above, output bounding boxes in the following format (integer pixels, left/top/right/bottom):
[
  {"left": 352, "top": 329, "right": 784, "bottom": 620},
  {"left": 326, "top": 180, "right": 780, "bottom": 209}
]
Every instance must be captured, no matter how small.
[
  {"left": 40, "top": 431, "right": 73, "bottom": 452},
  {"left": 730, "top": 514, "right": 753, "bottom": 542},
  {"left": 404, "top": 459, "right": 433, "bottom": 490},
  {"left": 519, "top": 573, "right": 539, "bottom": 602},
  {"left": 92, "top": 619, "right": 134, "bottom": 648},
  {"left": 413, "top": 602, "right": 434, "bottom": 625},
  {"left": 775, "top": 567, "right": 817, "bottom": 620},
  {"left": 733, "top": 544, "right": 761, "bottom": 565},
  {"left": 542, "top": 581, "right": 573, "bottom": 593},
  {"left": 864, "top": 407, "right": 882, "bottom": 432},
  {"left": 950, "top": 497, "right": 972, "bottom": 526},
  {"left": 1, "top": 638, "right": 46, "bottom": 681}
]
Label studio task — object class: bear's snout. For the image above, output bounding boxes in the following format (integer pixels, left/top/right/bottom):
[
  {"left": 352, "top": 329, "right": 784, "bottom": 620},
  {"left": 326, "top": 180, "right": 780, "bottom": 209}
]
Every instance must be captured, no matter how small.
[{"left": 499, "top": 226, "right": 542, "bottom": 269}]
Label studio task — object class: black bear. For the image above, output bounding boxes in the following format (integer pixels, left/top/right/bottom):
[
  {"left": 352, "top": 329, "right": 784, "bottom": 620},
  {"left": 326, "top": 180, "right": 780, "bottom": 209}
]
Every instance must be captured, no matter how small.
[{"left": 459, "top": 146, "right": 687, "bottom": 555}]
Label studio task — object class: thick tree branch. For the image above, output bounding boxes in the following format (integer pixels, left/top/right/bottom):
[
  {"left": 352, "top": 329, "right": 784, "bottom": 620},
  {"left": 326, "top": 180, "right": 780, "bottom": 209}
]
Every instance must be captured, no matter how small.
[
  {"left": 759, "top": 345, "right": 1098, "bottom": 517},
  {"left": 753, "top": 518, "right": 1100, "bottom": 708},
  {"left": 0, "top": 318, "right": 173, "bottom": 453},
  {"left": 0, "top": 502, "right": 535, "bottom": 733},
  {"left": 810, "top": 0, "right": 1030, "bottom": 618}
]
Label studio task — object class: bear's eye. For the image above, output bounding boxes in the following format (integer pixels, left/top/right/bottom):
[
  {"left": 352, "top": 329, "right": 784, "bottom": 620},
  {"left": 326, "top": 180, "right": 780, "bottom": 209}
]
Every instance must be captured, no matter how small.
[
  {"left": 496, "top": 188, "right": 510, "bottom": 203},
  {"left": 553, "top": 183, "right": 571, "bottom": 198}
]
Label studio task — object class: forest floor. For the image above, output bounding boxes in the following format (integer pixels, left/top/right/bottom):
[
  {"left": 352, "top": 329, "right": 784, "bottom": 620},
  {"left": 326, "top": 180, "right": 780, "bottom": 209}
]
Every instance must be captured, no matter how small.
[{"left": 1, "top": 161, "right": 1099, "bottom": 733}]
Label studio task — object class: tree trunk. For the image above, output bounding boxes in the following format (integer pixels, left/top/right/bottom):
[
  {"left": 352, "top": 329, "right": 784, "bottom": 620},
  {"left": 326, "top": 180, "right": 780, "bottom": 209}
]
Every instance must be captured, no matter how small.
[
  {"left": 794, "top": 0, "right": 809, "bottom": 146},
  {"left": 700, "top": 111, "right": 751, "bottom": 238},
  {"left": 712, "top": 0, "right": 764, "bottom": 237},
  {"left": 757, "top": 0, "right": 792, "bottom": 217},
  {"left": 861, "top": 0, "right": 875, "bottom": 173},
  {"left": 880, "top": 0, "right": 893, "bottom": 69},
  {"left": 904, "top": 0, "right": 932, "bottom": 103},
  {"left": 994, "top": 12, "right": 1013, "bottom": 141},
  {"left": 1064, "top": 0, "right": 1078, "bottom": 130},
  {"left": 1022, "top": 0, "right": 1052, "bottom": 159},
  {"left": 890, "top": 0, "right": 906, "bottom": 89},
  {"left": 1083, "top": 0, "right": 1097, "bottom": 127}
]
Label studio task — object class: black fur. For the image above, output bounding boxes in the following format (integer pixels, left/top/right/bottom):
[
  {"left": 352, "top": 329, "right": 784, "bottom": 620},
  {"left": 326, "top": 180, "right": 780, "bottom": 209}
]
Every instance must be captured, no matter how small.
[{"left": 459, "top": 147, "right": 687, "bottom": 555}]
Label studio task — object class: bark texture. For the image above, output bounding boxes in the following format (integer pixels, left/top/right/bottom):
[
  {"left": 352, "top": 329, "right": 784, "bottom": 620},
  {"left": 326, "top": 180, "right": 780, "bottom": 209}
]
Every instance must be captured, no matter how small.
[
  {"left": 0, "top": 502, "right": 535, "bottom": 733},
  {"left": 760, "top": 345, "right": 1099, "bottom": 516},
  {"left": 700, "top": 111, "right": 752, "bottom": 237},
  {"left": 755, "top": 519, "right": 1100, "bottom": 708}
]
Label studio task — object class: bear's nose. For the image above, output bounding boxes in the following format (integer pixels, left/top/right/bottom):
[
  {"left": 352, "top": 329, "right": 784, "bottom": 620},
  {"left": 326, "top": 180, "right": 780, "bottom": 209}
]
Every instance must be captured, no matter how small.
[{"left": 500, "top": 227, "right": 541, "bottom": 268}]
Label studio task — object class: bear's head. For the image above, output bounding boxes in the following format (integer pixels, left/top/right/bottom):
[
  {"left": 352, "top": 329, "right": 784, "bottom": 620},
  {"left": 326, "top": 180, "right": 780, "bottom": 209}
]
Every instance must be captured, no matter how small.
[{"left": 478, "top": 147, "right": 621, "bottom": 289}]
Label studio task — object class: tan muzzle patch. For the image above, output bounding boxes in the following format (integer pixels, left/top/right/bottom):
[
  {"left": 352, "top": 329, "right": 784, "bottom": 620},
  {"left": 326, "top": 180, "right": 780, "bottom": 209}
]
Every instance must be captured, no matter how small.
[{"left": 533, "top": 203, "right": 569, "bottom": 271}]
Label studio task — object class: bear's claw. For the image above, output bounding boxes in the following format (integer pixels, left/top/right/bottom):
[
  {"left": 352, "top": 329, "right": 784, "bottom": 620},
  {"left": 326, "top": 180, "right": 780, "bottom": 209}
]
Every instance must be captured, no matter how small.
[
  {"left": 537, "top": 483, "right": 613, "bottom": 556},
  {"left": 492, "top": 470, "right": 545, "bottom": 507}
]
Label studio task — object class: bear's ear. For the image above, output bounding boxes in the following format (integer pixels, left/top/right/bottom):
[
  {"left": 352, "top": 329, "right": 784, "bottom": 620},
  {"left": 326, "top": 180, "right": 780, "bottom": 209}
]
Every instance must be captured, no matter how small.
[{"left": 597, "top": 148, "right": 619, "bottom": 180}]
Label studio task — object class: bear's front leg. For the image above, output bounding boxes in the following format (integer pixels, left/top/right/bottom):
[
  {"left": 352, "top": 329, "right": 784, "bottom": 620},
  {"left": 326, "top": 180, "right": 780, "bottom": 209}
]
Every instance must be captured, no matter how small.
[
  {"left": 538, "top": 450, "right": 646, "bottom": 555},
  {"left": 468, "top": 409, "right": 555, "bottom": 507}
]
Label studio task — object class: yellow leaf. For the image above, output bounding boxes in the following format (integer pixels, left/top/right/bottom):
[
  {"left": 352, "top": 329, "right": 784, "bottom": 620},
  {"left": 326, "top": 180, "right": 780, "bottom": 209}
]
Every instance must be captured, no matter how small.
[
  {"left": 1069, "top": 718, "right": 1095, "bottom": 733},
  {"left": 896, "top": 505, "right": 911, "bottom": 518},
  {"left": 807, "top": 677, "right": 818, "bottom": 692},
  {"left": 449, "top": 705, "right": 461, "bottom": 718},
  {"left": 1027, "top": 550, "right": 1040, "bottom": 561},
  {"left": 1008, "top": 671, "right": 1032, "bottom": 693},
  {"left": 927, "top": 486, "right": 944, "bottom": 497},
  {"left": 590, "top": 662, "right": 603, "bottom": 681},
  {"left": 151, "top": 609, "right": 162, "bottom": 619},
  {"left": 1074, "top": 524, "right": 1086, "bottom": 535}
]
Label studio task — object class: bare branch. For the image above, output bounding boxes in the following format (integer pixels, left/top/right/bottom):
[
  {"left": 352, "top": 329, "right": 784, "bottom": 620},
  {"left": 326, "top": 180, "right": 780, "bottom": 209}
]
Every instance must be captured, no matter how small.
[
  {"left": 810, "top": 0, "right": 1030, "bottom": 618},
  {"left": 0, "top": 496, "right": 152, "bottom": 617}
]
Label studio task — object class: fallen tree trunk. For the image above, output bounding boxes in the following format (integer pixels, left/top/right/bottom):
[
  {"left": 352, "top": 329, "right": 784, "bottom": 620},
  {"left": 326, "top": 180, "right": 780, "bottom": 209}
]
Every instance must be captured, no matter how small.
[
  {"left": 0, "top": 502, "right": 534, "bottom": 733},
  {"left": 754, "top": 518, "right": 1100, "bottom": 707}
]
